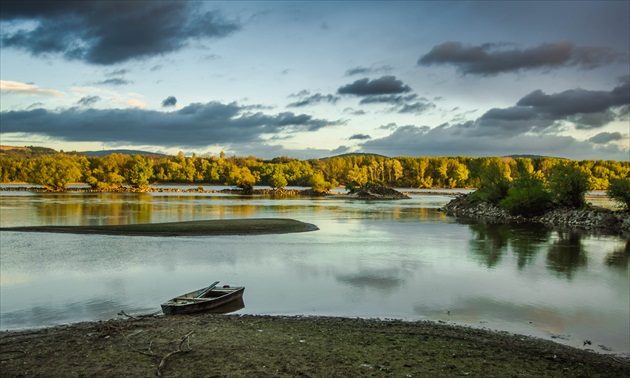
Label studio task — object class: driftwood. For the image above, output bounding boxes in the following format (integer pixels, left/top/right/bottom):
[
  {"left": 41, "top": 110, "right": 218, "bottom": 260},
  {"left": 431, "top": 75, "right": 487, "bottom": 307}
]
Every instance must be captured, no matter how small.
[
  {"left": 101, "top": 312, "right": 197, "bottom": 376},
  {"left": 156, "top": 331, "right": 194, "bottom": 377}
]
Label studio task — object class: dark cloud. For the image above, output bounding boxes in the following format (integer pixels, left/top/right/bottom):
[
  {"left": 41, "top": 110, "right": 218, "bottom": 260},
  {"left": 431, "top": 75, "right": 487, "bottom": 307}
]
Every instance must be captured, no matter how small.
[
  {"left": 360, "top": 124, "right": 626, "bottom": 160},
  {"left": 357, "top": 94, "right": 435, "bottom": 114},
  {"left": 106, "top": 69, "right": 129, "bottom": 77},
  {"left": 378, "top": 123, "right": 401, "bottom": 131},
  {"left": 418, "top": 41, "right": 627, "bottom": 75},
  {"left": 588, "top": 132, "right": 624, "bottom": 145},
  {"left": 162, "top": 96, "right": 177, "bottom": 108},
  {"left": 77, "top": 95, "right": 100, "bottom": 107},
  {"left": 344, "top": 65, "right": 392, "bottom": 76},
  {"left": 233, "top": 143, "right": 350, "bottom": 160},
  {"left": 26, "top": 102, "right": 44, "bottom": 110},
  {"left": 342, "top": 108, "right": 366, "bottom": 116},
  {"left": 569, "top": 112, "right": 617, "bottom": 130},
  {"left": 338, "top": 76, "right": 412, "bottom": 96},
  {"left": 516, "top": 79, "right": 629, "bottom": 117},
  {"left": 287, "top": 93, "right": 339, "bottom": 107},
  {"left": 0, "top": 101, "right": 340, "bottom": 148},
  {"left": 345, "top": 67, "right": 371, "bottom": 76},
  {"left": 475, "top": 106, "right": 552, "bottom": 137},
  {"left": 359, "top": 94, "right": 417, "bottom": 105},
  {"left": 289, "top": 90, "right": 311, "bottom": 98},
  {"left": 97, "top": 78, "right": 132, "bottom": 86},
  {"left": 359, "top": 79, "right": 629, "bottom": 160},
  {"left": 349, "top": 134, "right": 371, "bottom": 140},
  {"left": 0, "top": 1, "right": 239, "bottom": 65},
  {"left": 398, "top": 102, "right": 436, "bottom": 114},
  {"left": 473, "top": 78, "right": 630, "bottom": 135}
]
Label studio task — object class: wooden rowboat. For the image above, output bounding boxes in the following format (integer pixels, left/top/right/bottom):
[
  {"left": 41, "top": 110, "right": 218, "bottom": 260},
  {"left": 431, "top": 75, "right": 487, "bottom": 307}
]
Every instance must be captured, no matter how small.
[{"left": 161, "top": 282, "right": 245, "bottom": 315}]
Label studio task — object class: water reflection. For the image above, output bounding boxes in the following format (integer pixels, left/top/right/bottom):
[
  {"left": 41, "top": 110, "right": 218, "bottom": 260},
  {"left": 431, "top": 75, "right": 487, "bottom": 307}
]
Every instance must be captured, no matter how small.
[
  {"left": 467, "top": 223, "right": 552, "bottom": 269},
  {"left": 469, "top": 223, "right": 512, "bottom": 268},
  {"left": 0, "top": 192, "right": 456, "bottom": 228},
  {"left": 464, "top": 221, "right": 628, "bottom": 279},
  {"left": 2, "top": 193, "right": 155, "bottom": 226},
  {"left": 0, "top": 192, "right": 628, "bottom": 355},
  {"left": 204, "top": 297, "right": 245, "bottom": 314},
  {"left": 547, "top": 231, "right": 587, "bottom": 280},
  {"left": 336, "top": 270, "right": 405, "bottom": 292},
  {"left": 605, "top": 240, "right": 629, "bottom": 270}
]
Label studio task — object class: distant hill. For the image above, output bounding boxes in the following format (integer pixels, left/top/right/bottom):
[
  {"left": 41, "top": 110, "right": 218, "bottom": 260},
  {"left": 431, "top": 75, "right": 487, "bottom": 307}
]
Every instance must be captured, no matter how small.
[
  {"left": 505, "top": 154, "right": 565, "bottom": 160},
  {"left": 80, "top": 149, "right": 167, "bottom": 157},
  {"left": 0, "top": 145, "right": 58, "bottom": 158},
  {"left": 326, "top": 153, "right": 556, "bottom": 160},
  {"left": 0, "top": 146, "right": 168, "bottom": 158},
  {"left": 321, "top": 152, "right": 389, "bottom": 160}
]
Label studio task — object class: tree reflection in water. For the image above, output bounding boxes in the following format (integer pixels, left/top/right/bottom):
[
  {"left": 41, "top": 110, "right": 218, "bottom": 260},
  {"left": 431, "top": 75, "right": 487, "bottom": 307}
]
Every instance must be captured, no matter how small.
[
  {"left": 467, "top": 222, "right": 550, "bottom": 270},
  {"left": 468, "top": 223, "right": 511, "bottom": 268},
  {"left": 465, "top": 221, "right": 627, "bottom": 278},
  {"left": 605, "top": 239, "right": 629, "bottom": 270},
  {"left": 546, "top": 231, "right": 587, "bottom": 280}
]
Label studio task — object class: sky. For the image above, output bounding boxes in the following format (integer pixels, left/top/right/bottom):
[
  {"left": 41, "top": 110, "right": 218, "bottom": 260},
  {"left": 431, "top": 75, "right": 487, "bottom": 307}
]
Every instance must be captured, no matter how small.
[{"left": 0, "top": 1, "right": 629, "bottom": 161}]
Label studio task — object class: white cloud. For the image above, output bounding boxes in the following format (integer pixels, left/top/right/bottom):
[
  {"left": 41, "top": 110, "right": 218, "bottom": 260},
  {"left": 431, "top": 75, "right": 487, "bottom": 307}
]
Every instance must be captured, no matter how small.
[{"left": 0, "top": 80, "right": 64, "bottom": 96}]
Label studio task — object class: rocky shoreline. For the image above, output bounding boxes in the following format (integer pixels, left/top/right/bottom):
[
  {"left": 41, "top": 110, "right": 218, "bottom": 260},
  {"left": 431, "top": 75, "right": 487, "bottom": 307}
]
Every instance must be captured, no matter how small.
[{"left": 440, "top": 193, "right": 630, "bottom": 235}]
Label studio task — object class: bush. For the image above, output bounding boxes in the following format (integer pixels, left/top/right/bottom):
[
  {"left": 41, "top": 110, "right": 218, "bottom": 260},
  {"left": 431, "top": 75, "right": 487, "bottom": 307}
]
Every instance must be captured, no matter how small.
[
  {"left": 499, "top": 174, "right": 552, "bottom": 216},
  {"left": 547, "top": 163, "right": 592, "bottom": 208},
  {"left": 607, "top": 178, "right": 630, "bottom": 210},
  {"left": 472, "top": 158, "right": 511, "bottom": 204},
  {"left": 309, "top": 172, "right": 337, "bottom": 193}
]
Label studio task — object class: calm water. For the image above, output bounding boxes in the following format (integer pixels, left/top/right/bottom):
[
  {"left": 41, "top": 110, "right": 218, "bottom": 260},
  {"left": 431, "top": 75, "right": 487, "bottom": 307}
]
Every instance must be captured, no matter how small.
[{"left": 0, "top": 189, "right": 628, "bottom": 356}]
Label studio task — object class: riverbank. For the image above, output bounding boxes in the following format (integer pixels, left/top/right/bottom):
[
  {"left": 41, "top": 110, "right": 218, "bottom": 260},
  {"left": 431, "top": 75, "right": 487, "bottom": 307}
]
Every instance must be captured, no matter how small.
[
  {"left": 0, "top": 218, "right": 319, "bottom": 237},
  {"left": 1, "top": 314, "right": 628, "bottom": 378},
  {"left": 441, "top": 193, "right": 630, "bottom": 235}
]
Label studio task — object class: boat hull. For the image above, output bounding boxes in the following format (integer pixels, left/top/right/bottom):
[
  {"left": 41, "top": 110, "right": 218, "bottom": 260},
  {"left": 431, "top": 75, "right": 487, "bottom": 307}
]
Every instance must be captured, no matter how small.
[{"left": 161, "top": 286, "right": 245, "bottom": 315}]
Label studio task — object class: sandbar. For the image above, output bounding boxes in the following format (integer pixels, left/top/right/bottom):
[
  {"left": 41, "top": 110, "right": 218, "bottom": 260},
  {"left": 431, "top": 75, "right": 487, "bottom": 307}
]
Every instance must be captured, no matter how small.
[{"left": 0, "top": 218, "right": 319, "bottom": 236}]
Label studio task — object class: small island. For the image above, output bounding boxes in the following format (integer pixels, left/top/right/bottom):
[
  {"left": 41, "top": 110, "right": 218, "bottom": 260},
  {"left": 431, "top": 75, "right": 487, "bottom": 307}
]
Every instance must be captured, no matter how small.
[
  {"left": 441, "top": 193, "right": 630, "bottom": 233},
  {"left": 345, "top": 183, "right": 410, "bottom": 200}
]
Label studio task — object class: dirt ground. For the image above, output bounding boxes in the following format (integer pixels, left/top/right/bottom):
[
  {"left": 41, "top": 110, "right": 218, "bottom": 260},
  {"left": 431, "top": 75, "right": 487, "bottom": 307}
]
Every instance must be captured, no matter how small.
[{"left": 1, "top": 314, "right": 628, "bottom": 378}]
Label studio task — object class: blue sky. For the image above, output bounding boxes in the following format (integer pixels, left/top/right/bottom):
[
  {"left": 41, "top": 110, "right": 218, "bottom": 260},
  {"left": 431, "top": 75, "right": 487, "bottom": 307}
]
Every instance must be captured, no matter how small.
[{"left": 1, "top": 1, "right": 628, "bottom": 160}]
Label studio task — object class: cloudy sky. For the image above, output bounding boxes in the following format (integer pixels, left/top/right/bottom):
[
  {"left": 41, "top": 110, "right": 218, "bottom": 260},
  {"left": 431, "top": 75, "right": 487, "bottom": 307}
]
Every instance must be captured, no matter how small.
[{"left": 1, "top": 1, "right": 628, "bottom": 160}]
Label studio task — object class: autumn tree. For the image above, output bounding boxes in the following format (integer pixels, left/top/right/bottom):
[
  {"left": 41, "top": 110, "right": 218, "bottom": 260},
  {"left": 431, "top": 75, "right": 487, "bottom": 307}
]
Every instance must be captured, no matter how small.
[
  {"left": 607, "top": 178, "right": 630, "bottom": 210},
  {"left": 85, "top": 154, "right": 127, "bottom": 189},
  {"left": 269, "top": 170, "right": 289, "bottom": 190},
  {"left": 309, "top": 171, "right": 337, "bottom": 193},
  {"left": 29, "top": 155, "right": 83, "bottom": 190},
  {"left": 123, "top": 155, "right": 154, "bottom": 188},
  {"left": 227, "top": 165, "right": 257, "bottom": 194},
  {"left": 547, "top": 162, "right": 592, "bottom": 208},
  {"left": 471, "top": 157, "right": 512, "bottom": 203}
]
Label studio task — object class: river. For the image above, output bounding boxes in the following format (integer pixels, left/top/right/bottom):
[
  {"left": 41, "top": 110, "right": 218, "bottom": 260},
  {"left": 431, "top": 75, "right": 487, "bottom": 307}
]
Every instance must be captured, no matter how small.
[{"left": 0, "top": 187, "right": 628, "bottom": 356}]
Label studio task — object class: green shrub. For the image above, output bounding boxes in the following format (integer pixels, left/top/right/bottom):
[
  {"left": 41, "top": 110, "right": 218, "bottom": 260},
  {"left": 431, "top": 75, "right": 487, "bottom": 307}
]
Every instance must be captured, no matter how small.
[
  {"left": 309, "top": 172, "right": 337, "bottom": 193},
  {"left": 607, "top": 178, "right": 630, "bottom": 210},
  {"left": 473, "top": 158, "right": 511, "bottom": 204},
  {"left": 499, "top": 174, "right": 552, "bottom": 216},
  {"left": 547, "top": 163, "right": 592, "bottom": 208}
]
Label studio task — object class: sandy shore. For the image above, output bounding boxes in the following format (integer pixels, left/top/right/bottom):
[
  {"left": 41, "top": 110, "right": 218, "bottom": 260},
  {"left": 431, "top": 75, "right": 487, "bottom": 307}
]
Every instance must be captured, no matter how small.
[
  {"left": 1, "top": 314, "right": 628, "bottom": 377},
  {"left": 0, "top": 218, "right": 319, "bottom": 237}
]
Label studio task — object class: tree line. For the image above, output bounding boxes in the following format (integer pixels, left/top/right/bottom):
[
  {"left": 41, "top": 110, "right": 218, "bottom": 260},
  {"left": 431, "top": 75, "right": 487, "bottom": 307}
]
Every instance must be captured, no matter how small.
[{"left": 0, "top": 149, "right": 628, "bottom": 197}]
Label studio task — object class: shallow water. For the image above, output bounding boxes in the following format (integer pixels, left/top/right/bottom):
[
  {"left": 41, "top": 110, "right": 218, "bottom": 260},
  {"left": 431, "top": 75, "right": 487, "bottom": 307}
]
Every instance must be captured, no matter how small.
[{"left": 0, "top": 190, "right": 628, "bottom": 355}]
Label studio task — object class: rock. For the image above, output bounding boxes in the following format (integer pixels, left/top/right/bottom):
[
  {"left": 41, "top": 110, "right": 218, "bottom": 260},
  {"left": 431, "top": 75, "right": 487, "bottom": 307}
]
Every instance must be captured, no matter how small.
[{"left": 347, "top": 184, "right": 410, "bottom": 200}]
